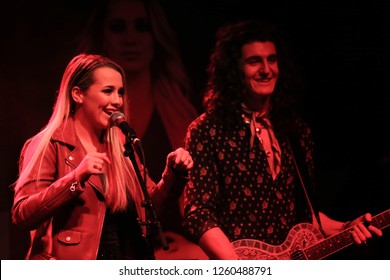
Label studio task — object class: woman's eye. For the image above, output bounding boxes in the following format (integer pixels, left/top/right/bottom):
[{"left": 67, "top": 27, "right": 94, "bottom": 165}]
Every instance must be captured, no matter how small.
[
  {"left": 134, "top": 18, "right": 151, "bottom": 32},
  {"left": 107, "top": 19, "right": 126, "bottom": 33}
]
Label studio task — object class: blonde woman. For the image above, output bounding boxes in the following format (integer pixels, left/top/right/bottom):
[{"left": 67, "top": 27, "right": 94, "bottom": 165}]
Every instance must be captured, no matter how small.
[{"left": 12, "top": 53, "right": 193, "bottom": 260}]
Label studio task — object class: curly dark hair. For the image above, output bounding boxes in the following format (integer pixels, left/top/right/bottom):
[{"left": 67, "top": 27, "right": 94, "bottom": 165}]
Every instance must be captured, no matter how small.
[{"left": 204, "top": 19, "right": 302, "bottom": 130}]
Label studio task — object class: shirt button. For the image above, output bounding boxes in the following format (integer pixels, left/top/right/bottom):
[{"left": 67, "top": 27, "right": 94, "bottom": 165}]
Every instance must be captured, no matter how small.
[
  {"left": 69, "top": 156, "right": 74, "bottom": 161},
  {"left": 65, "top": 236, "right": 71, "bottom": 241}
]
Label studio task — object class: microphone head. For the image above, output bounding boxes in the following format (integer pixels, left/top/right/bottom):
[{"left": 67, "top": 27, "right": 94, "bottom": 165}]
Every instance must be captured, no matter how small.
[
  {"left": 109, "top": 111, "right": 140, "bottom": 146},
  {"left": 110, "top": 111, "right": 126, "bottom": 126}
]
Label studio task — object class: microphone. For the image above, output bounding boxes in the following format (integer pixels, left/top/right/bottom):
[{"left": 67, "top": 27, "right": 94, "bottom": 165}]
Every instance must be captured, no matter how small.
[{"left": 110, "top": 111, "right": 141, "bottom": 145}]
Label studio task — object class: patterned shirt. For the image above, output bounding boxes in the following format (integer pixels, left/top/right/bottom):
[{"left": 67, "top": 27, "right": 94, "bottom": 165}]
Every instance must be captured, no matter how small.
[{"left": 183, "top": 111, "right": 315, "bottom": 245}]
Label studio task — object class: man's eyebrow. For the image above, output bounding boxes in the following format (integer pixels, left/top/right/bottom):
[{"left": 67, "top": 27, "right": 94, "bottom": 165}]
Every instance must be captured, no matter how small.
[
  {"left": 244, "top": 55, "right": 261, "bottom": 60},
  {"left": 243, "top": 55, "right": 263, "bottom": 62}
]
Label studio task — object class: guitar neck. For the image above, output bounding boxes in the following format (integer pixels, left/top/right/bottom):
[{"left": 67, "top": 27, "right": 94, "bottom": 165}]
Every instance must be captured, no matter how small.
[{"left": 302, "top": 209, "right": 390, "bottom": 260}]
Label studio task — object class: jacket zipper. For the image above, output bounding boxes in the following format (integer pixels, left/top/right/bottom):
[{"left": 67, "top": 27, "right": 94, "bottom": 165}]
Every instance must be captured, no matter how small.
[{"left": 66, "top": 159, "right": 106, "bottom": 259}]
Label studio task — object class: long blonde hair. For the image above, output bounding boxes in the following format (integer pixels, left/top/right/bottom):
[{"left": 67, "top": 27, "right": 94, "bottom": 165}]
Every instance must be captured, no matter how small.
[{"left": 15, "top": 53, "right": 143, "bottom": 213}]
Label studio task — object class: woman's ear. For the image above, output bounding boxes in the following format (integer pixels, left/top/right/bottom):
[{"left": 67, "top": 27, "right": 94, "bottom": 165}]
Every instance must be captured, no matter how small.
[{"left": 71, "top": 86, "right": 84, "bottom": 104}]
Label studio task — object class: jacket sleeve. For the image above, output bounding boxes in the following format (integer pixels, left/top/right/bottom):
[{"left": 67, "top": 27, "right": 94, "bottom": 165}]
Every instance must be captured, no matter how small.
[{"left": 12, "top": 138, "right": 84, "bottom": 230}]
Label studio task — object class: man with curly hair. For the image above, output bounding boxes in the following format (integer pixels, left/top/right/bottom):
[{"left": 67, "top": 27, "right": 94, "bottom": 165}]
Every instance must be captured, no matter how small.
[{"left": 182, "top": 19, "right": 382, "bottom": 260}]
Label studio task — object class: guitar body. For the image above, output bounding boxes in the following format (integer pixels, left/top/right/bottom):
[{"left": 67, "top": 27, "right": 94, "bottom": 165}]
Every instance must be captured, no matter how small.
[
  {"left": 232, "top": 223, "right": 324, "bottom": 260},
  {"left": 233, "top": 209, "right": 389, "bottom": 260},
  {"left": 154, "top": 231, "right": 209, "bottom": 260}
]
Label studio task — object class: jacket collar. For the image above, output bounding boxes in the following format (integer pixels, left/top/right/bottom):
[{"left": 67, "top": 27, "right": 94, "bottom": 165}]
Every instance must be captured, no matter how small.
[
  {"left": 52, "top": 118, "right": 79, "bottom": 149},
  {"left": 52, "top": 118, "right": 105, "bottom": 195}
]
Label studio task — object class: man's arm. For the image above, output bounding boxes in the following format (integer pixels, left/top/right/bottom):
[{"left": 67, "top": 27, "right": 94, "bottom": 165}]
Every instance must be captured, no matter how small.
[
  {"left": 198, "top": 227, "right": 239, "bottom": 260},
  {"left": 319, "top": 212, "right": 382, "bottom": 244}
]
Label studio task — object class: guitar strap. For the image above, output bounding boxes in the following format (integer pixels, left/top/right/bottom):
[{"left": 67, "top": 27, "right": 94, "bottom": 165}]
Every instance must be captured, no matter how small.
[{"left": 287, "top": 136, "right": 323, "bottom": 231}]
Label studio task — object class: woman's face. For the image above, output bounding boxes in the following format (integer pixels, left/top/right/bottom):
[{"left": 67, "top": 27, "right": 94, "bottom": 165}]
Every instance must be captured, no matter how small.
[
  {"left": 103, "top": 0, "right": 154, "bottom": 73},
  {"left": 74, "top": 67, "right": 124, "bottom": 131}
]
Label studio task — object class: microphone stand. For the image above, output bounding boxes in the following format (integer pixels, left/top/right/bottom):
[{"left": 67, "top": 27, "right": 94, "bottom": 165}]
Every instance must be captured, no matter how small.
[{"left": 123, "top": 133, "right": 169, "bottom": 260}]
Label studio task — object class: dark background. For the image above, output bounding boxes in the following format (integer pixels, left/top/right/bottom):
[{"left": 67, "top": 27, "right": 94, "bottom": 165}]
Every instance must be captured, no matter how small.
[{"left": 1, "top": 0, "right": 389, "bottom": 259}]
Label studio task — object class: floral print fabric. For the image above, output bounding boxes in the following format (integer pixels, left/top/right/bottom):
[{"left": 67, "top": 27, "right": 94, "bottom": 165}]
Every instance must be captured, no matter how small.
[{"left": 183, "top": 112, "right": 315, "bottom": 245}]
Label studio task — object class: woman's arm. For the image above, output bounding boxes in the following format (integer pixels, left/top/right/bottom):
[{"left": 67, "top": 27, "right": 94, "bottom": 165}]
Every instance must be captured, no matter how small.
[
  {"left": 12, "top": 139, "right": 109, "bottom": 230},
  {"left": 150, "top": 148, "right": 192, "bottom": 214},
  {"left": 12, "top": 139, "right": 84, "bottom": 230}
]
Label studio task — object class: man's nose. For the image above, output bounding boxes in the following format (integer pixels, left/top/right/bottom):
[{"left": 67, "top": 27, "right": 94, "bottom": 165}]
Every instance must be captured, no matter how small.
[{"left": 259, "top": 62, "right": 271, "bottom": 74}]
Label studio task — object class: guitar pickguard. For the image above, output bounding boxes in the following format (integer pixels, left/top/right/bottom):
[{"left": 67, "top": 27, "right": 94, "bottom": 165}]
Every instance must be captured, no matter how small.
[{"left": 232, "top": 223, "right": 324, "bottom": 260}]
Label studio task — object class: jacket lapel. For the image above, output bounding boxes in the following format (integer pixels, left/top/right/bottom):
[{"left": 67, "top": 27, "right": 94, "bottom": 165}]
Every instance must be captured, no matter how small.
[{"left": 53, "top": 118, "right": 105, "bottom": 196}]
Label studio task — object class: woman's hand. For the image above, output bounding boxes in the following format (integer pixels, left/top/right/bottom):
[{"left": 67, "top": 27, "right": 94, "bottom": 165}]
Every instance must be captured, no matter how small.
[
  {"left": 74, "top": 152, "right": 111, "bottom": 182},
  {"left": 161, "top": 148, "right": 193, "bottom": 187},
  {"left": 166, "top": 147, "right": 194, "bottom": 173}
]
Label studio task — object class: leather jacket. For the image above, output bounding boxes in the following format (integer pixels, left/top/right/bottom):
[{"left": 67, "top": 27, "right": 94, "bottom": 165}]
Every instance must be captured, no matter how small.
[{"left": 12, "top": 119, "right": 172, "bottom": 259}]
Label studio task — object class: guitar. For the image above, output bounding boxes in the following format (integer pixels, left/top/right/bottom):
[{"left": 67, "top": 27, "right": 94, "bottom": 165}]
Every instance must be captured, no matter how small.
[
  {"left": 154, "top": 231, "right": 209, "bottom": 260},
  {"left": 232, "top": 209, "right": 389, "bottom": 260}
]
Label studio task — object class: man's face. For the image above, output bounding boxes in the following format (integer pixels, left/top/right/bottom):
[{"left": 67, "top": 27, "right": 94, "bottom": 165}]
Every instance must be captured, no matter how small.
[{"left": 240, "top": 41, "right": 279, "bottom": 98}]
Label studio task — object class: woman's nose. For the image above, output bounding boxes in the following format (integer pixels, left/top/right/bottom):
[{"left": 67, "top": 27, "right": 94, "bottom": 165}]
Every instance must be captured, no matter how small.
[
  {"left": 123, "top": 25, "right": 139, "bottom": 44},
  {"left": 111, "top": 93, "right": 123, "bottom": 107}
]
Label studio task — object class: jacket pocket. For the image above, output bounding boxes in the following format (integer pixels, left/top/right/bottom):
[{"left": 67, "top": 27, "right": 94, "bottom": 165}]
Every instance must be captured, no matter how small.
[{"left": 58, "top": 230, "right": 81, "bottom": 245}]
